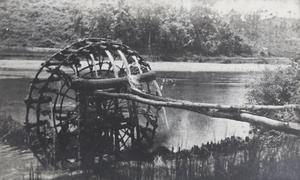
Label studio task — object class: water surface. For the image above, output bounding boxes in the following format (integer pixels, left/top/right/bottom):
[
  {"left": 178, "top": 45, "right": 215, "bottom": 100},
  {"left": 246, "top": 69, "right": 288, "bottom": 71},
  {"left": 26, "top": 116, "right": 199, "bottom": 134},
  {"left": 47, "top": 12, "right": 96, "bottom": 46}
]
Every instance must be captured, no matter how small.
[
  {"left": 155, "top": 71, "right": 256, "bottom": 149},
  {"left": 0, "top": 69, "right": 261, "bottom": 150},
  {"left": 0, "top": 63, "right": 268, "bottom": 177}
]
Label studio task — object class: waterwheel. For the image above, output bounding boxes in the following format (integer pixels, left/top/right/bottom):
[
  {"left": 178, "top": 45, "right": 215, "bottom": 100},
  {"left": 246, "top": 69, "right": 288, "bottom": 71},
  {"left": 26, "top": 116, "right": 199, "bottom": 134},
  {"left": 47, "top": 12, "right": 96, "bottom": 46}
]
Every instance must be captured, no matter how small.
[{"left": 24, "top": 38, "right": 163, "bottom": 169}]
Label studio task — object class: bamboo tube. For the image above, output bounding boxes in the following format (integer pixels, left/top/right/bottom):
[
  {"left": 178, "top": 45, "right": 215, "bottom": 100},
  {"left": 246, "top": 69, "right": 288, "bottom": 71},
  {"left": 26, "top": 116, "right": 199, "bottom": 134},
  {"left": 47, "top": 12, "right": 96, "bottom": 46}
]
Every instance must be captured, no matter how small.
[
  {"left": 95, "top": 91, "right": 300, "bottom": 135},
  {"left": 95, "top": 91, "right": 300, "bottom": 111},
  {"left": 105, "top": 50, "right": 119, "bottom": 78}
]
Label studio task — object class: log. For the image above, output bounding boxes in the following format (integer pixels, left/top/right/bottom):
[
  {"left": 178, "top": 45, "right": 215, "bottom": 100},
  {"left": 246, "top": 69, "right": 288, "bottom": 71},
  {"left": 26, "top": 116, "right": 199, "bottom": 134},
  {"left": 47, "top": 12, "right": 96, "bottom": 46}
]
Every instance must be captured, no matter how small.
[
  {"left": 96, "top": 90, "right": 300, "bottom": 111},
  {"left": 199, "top": 110, "right": 300, "bottom": 135},
  {"left": 95, "top": 91, "right": 300, "bottom": 136},
  {"left": 72, "top": 71, "right": 156, "bottom": 90},
  {"left": 240, "top": 113, "right": 300, "bottom": 135}
]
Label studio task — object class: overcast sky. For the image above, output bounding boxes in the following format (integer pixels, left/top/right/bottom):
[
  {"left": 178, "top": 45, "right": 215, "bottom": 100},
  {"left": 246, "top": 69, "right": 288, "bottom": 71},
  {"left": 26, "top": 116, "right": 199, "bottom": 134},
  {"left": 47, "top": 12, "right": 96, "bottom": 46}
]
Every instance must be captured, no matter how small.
[
  {"left": 213, "top": 0, "right": 299, "bottom": 18},
  {"left": 169, "top": 0, "right": 299, "bottom": 18},
  {"left": 81, "top": 0, "right": 300, "bottom": 19}
]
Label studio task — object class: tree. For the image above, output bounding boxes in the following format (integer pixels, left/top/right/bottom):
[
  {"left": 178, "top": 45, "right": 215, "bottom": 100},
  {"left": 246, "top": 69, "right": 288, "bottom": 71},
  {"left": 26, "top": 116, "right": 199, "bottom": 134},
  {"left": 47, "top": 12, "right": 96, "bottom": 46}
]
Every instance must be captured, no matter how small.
[
  {"left": 158, "top": 6, "right": 195, "bottom": 53},
  {"left": 110, "top": 0, "right": 138, "bottom": 46},
  {"left": 87, "top": 3, "right": 115, "bottom": 38},
  {"left": 134, "top": 3, "right": 163, "bottom": 53},
  {"left": 190, "top": 6, "right": 219, "bottom": 55},
  {"left": 244, "top": 11, "right": 261, "bottom": 40}
]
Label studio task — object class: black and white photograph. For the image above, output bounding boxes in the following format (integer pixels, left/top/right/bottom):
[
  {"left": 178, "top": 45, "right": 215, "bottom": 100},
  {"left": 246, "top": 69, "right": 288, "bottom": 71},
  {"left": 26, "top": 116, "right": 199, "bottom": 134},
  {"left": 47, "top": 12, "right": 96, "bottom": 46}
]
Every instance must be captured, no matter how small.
[{"left": 0, "top": 0, "right": 300, "bottom": 179}]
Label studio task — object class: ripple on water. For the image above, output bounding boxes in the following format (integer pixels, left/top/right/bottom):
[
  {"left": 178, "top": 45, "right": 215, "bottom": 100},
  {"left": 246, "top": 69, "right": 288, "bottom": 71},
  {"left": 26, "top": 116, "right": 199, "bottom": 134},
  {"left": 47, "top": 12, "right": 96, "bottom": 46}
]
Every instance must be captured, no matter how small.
[{"left": 0, "top": 143, "right": 37, "bottom": 180}]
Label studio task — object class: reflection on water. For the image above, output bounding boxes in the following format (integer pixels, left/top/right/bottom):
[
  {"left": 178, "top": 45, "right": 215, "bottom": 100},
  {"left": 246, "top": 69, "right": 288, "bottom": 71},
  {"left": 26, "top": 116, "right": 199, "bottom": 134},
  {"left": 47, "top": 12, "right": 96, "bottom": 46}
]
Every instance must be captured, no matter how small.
[
  {"left": 0, "top": 70, "right": 260, "bottom": 151},
  {"left": 0, "top": 144, "right": 36, "bottom": 179},
  {"left": 157, "top": 71, "right": 253, "bottom": 104},
  {"left": 0, "top": 78, "right": 31, "bottom": 123},
  {"left": 154, "top": 71, "right": 259, "bottom": 150}
]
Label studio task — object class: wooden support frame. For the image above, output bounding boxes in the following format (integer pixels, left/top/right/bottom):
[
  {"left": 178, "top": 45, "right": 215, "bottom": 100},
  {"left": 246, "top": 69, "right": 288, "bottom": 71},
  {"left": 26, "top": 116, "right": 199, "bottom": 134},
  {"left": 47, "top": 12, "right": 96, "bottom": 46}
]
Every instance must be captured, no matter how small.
[{"left": 71, "top": 71, "right": 156, "bottom": 90}]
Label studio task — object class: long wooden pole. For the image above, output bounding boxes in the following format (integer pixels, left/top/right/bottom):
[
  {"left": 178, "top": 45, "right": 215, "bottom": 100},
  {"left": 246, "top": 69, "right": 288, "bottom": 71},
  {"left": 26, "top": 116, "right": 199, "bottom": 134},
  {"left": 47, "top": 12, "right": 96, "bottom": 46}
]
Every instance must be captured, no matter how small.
[
  {"left": 96, "top": 90, "right": 300, "bottom": 111},
  {"left": 95, "top": 91, "right": 300, "bottom": 136}
]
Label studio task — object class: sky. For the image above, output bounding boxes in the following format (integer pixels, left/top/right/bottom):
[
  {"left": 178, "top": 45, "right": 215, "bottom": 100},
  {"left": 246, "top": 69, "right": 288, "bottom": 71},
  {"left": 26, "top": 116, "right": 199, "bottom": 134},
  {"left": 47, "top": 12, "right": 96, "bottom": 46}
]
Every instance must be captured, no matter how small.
[
  {"left": 170, "top": 0, "right": 299, "bottom": 19},
  {"left": 213, "top": 0, "right": 299, "bottom": 18},
  {"left": 78, "top": 0, "right": 300, "bottom": 19}
]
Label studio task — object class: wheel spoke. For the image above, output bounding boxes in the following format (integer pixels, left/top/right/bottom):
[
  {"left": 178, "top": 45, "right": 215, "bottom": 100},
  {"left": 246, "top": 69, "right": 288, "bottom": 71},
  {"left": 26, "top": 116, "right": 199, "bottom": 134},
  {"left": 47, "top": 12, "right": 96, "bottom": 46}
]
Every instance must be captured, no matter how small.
[{"left": 25, "top": 38, "right": 161, "bottom": 169}]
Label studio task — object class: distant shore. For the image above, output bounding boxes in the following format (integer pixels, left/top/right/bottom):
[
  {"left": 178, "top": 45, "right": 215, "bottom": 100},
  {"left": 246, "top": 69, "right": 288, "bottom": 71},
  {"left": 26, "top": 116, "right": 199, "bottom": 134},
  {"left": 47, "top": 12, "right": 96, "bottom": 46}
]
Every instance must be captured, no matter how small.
[
  {"left": 149, "top": 62, "right": 288, "bottom": 72},
  {"left": 0, "top": 46, "right": 293, "bottom": 64},
  {"left": 0, "top": 60, "right": 289, "bottom": 79}
]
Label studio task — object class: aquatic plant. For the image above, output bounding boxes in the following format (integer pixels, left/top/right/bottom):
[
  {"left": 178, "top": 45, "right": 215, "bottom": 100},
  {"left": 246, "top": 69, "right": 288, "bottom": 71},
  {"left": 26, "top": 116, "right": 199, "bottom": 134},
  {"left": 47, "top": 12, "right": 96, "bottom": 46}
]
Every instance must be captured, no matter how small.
[{"left": 0, "top": 110, "right": 27, "bottom": 148}]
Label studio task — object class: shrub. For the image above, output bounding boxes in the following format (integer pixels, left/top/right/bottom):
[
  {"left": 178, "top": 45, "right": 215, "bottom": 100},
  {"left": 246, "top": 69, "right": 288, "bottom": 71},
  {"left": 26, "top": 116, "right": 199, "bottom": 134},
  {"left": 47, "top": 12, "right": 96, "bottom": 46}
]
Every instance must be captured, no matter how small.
[
  {"left": 247, "top": 63, "right": 300, "bottom": 112},
  {"left": 246, "top": 62, "right": 300, "bottom": 145},
  {"left": 221, "top": 59, "right": 232, "bottom": 64},
  {"left": 0, "top": 111, "right": 27, "bottom": 148},
  {"left": 160, "top": 55, "right": 175, "bottom": 62}
]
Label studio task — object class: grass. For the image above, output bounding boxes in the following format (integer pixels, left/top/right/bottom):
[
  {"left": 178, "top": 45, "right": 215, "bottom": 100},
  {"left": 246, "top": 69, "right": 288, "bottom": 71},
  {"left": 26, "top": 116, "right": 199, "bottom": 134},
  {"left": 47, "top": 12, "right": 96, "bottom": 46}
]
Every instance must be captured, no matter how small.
[
  {"left": 114, "top": 135, "right": 300, "bottom": 180},
  {"left": 21, "top": 134, "right": 300, "bottom": 180},
  {"left": 1, "top": 111, "right": 300, "bottom": 180}
]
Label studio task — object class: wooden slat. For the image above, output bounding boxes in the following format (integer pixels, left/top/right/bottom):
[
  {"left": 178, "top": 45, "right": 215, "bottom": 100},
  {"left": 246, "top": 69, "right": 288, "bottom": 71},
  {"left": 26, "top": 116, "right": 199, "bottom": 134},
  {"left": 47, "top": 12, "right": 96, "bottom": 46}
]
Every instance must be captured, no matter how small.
[
  {"left": 25, "top": 120, "right": 48, "bottom": 129},
  {"left": 56, "top": 115, "right": 77, "bottom": 122},
  {"left": 24, "top": 96, "right": 52, "bottom": 104},
  {"left": 72, "top": 71, "right": 156, "bottom": 90},
  {"left": 31, "top": 76, "right": 61, "bottom": 83}
]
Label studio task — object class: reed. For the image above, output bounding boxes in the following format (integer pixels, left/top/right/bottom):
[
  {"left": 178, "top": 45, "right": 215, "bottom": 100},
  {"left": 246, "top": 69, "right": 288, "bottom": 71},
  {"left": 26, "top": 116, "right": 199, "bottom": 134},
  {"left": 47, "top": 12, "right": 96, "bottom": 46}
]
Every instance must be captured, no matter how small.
[
  {"left": 0, "top": 108, "right": 296, "bottom": 180},
  {"left": 0, "top": 112, "right": 298, "bottom": 179}
]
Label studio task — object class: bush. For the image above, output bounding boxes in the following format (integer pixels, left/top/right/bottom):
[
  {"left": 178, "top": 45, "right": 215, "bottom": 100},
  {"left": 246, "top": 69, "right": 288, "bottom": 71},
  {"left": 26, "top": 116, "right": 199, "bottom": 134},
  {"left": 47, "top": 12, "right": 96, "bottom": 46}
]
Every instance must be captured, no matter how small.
[
  {"left": 0, "top": 111, "right": 27, "bottom": 148},
  {"left": 221, "top": 59, "right": 232, "bottom": 64},
  {"left": 246, "top": 62, "right": 300, "bottom": 145},
  {"left": 40, "top": 39, "right": 56, "bottom": 48},
  {"left": 160, "top": 55, "right": 175, "bottom": 62},
  {"left": 247, "top": 63, "right": 300, "bottom": 108}
]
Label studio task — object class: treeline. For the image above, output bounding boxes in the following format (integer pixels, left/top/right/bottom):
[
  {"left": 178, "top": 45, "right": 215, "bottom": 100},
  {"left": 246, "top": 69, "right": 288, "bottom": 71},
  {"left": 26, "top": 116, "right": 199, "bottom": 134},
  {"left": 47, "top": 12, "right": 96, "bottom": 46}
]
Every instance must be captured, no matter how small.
[
  {"left": 1, "top": 0, "right": 300, "bottom": 58},
  {"left": 0, "top": 0, "right": 252, "bottom": 57},
  {"left": 226, "top": 10, "right": 300, "bottom": 58}
]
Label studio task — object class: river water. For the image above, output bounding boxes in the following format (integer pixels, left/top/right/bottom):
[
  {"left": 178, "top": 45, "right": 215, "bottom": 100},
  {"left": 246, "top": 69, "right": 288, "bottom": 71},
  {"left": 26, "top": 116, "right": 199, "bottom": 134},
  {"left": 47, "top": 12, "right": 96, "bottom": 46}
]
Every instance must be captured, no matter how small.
[
  {"left": 0, "top": 61, "right": 284, "bottom": 178},
  {"left": 155, "top": 71, "right": 254, "bottom": 149}
]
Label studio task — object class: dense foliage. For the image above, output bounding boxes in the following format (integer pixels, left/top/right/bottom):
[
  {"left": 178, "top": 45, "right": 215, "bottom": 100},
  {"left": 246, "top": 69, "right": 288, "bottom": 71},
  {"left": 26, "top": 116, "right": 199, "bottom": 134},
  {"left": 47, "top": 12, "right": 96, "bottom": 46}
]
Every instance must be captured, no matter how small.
[
  {"left": 247, "top": 61, "right": 300, "bottom": 148},
  {"left": 247, "top": 62, "right": 300, "bottom": 122},
  {"left": 227, "top": 10, "right": 300, "bottom": 57},
  {"left": 1, "top": 0, "right": 300, "bottom": 58},
  {"left": 0, "top": 0, "right": 253, "bottom": 57}
]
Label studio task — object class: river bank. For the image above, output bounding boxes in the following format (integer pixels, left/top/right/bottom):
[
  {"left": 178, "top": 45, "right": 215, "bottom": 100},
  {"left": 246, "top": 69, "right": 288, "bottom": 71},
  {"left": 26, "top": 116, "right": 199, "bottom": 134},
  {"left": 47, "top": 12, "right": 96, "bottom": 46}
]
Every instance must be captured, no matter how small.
[
  {"left": 0, "top": 46, "right": 293, "bottom": 64},
  {"left": 0, "top": 60, "right": 289, "bottom": 79}
]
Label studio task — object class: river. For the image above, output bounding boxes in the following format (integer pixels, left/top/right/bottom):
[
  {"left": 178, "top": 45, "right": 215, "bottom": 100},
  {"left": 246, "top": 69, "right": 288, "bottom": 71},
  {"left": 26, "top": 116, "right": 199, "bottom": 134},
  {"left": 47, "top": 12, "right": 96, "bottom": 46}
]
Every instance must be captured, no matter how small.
[
  {"left": 0, "top": 60, "right": 285, "bottom": 178},
  {"left": 155, "top": 71, "right": 254, "bottom": 149}
]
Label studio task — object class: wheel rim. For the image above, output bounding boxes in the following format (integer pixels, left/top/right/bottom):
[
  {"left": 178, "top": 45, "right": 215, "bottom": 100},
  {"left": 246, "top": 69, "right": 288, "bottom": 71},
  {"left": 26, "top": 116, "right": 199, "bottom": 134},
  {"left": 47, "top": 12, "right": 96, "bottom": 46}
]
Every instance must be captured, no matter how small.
[{"left": 25, "top": 38, "right": 162, "bottom": 168}]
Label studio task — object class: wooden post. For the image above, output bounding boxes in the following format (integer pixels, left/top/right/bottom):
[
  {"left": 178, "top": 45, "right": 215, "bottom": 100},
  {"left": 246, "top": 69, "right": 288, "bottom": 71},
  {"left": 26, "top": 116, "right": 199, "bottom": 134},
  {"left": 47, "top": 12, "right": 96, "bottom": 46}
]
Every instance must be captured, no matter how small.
[
  {"left": 114, "top": 98, "right": 120, "bottom": 160},
  {"left": 132, "top": 101, "right": 141, "bottom": 150},
  {"left": 76, "top": 90, "right": 88, "bottom": 168}
]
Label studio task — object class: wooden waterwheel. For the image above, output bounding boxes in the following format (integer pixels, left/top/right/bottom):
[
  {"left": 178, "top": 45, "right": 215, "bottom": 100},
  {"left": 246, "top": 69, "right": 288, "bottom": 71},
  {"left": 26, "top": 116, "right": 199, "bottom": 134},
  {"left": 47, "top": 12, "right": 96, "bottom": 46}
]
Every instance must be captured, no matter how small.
[{"left": 24, "top": 38, "right": 163, "bottom": 169}]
